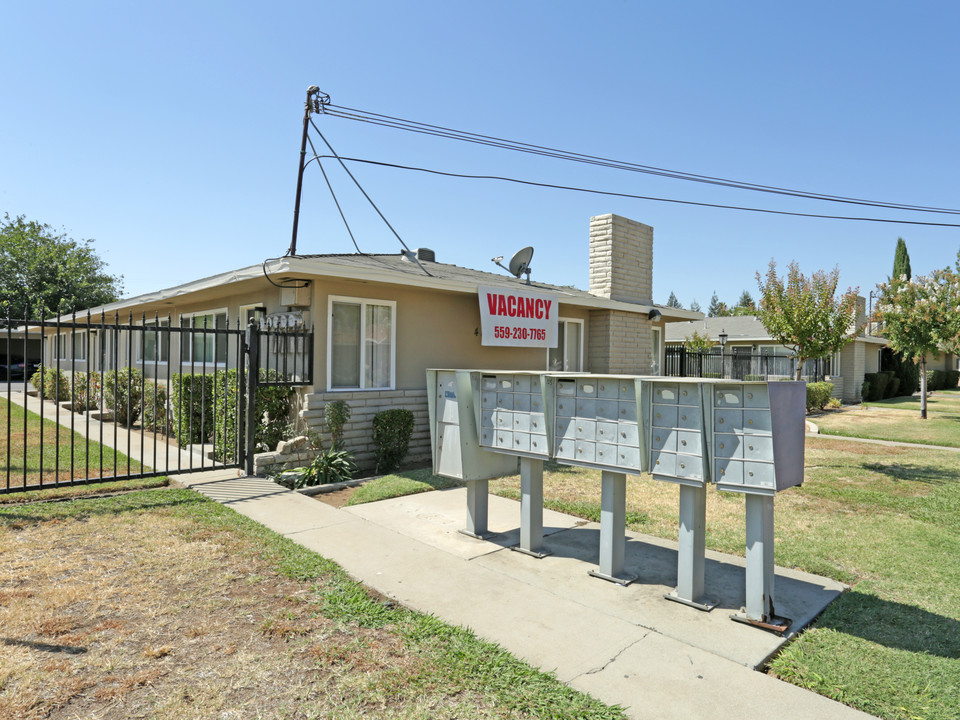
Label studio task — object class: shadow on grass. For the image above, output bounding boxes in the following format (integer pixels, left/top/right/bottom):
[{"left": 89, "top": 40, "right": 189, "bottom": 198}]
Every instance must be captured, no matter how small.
[
  {"left": 2, "top": 637, "right": 87, "bottom": 654},
  {"left": 859, "top": 461, "right": 960, "bottom": 486},
  {"left": 0, "top": 488, "right": 203, "bottom": 526},
  {"left": 816, "top": 590, "right": 960, "bottom": 659}
]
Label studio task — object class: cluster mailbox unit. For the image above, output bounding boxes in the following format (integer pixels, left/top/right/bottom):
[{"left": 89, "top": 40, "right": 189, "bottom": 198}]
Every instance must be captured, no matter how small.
[{"left": 427, "top": 369, "right": 805, "bottom": 630}]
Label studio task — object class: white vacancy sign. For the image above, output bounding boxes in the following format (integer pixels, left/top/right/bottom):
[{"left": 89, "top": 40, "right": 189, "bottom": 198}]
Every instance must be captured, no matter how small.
[{"left": 478, "top": 285, "right": 558, "bottom": 347}]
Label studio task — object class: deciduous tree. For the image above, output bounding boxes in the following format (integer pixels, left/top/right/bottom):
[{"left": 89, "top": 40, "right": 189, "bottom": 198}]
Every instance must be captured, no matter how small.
[
  {"left": 876, "top": 258, "right": 960, "bottom": 418},
  {"left": 684, "top": 329, "right": 714, "bottom": 353},
  {"left": 0, "top": 214, "right": 122, "bottom": 319},
  {"left": 756, "top": 260, "right": 859, "bottom": 381}
]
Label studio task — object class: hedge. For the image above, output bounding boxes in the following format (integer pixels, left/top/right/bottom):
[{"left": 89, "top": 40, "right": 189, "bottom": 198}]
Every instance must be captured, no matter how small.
[
  {"left": 211, "top": 369, "right": 294, "bottom": 463},
  {"left": 104, "top": 368, "right": 144, "bottom": 427},
  {"left": 863, "top": 372, "right": 889, "bottom": 402}
]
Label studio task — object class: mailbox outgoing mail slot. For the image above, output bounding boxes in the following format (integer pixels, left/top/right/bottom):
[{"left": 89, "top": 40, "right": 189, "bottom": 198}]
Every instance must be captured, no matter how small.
[{"left": 427, "top": 370, "right": 517, "bottom": 481}]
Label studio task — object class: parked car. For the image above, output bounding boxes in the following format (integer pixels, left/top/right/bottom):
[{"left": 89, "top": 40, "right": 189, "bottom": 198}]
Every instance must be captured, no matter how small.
[{"left": 0, "top": 356, "right": 41, "bottom": 381}]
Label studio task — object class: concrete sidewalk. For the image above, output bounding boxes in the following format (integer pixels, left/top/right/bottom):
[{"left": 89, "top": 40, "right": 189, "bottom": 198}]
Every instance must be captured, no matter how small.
[{"left": 179, "top": 470, "right": 874, "bottom": 720}]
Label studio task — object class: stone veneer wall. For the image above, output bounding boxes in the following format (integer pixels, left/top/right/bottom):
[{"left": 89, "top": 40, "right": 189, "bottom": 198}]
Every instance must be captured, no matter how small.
[
  {"left": 587, "top": 310, "right": 654, "bottom": 375},
  {"left": 588, "top": 214, "right": 653, "bottom": 304},
  {"left": 586, "top": 214, "right": 655, "bottom": 374},
  {"left": 298, "top": 389, "right": 432, "bottom": 472}
]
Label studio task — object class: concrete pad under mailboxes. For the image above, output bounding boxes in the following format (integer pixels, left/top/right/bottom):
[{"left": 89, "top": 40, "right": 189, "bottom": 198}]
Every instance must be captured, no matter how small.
[
  {"left": 474, "top": 521, "right": 847, "bottom": 669},
  {"left": 569, "top": 630, "right": 874, "bottom": 720},
  {"left": 342, "top": 486, "right": 583, "bottom": 560}
]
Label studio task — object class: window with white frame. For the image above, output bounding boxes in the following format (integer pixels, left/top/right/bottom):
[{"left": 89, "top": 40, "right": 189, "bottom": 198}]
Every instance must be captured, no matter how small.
[
  {"left": 548, "top": 318, "right": 583, "bottom": 371},
  {"left": 55, "top": 331, "right": 87, "bottom": 361},
  {"left": 138, "top": 317, "right": 170, "bottom": 363},
  {"left": 180, "top": 310, "right": 228, "bottom": 365},
  {"left": 328, "top": 296, "right": 395, "bottom": 390},
  {"left": 239, "top": 303, "right": 267, "bottom": 327}
]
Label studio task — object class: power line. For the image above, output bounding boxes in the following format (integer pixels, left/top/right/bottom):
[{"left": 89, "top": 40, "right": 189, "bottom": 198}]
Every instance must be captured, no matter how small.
[
  {"left": 320, "top": 102, "right": 960, "bottom": 217},
  {"left": 311, "top": 155, "right": 960, "bottom": 229}
]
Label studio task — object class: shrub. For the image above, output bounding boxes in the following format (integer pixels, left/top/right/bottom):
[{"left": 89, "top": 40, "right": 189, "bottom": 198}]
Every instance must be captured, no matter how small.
[
  {"left": 170, "top": 373, "right": 214, "bottom": 446},
  {"left": 745, "top": 374, "right": 765, "bottom": 381},
  {"left": 881, "top": 370, "right": 897, "bottom": 398},
  {"left": 372, "top": 408, "right": 415, "bottom": 474},
  {"left": 30, "top": 365, "right": 71, "bottom": 402},
  {"left": 211, "top": 369, "right": 295, "bottom": 463},
  {"left": 142, "top": 381, "right": 169, "bottom": 434},
  {"left": 928, "top": 370, "right": 944, "bottom": 392},
  {"left": 946, "top": 370, "right": 960, "bottom": 389},
  {"left": 805, "top": 382, "right": 834, "bottom": 411},
  {"left": 861, "top": 381, "right": 870, "bottom": 403},
  {"left": 324, "top": 399, "right": 351, "bottom": 451},
  {"left": 289, "top": 449, "right": 357, "bottom": 488},
  {"left": 104, "top": 368, "right": 144, "bottom": 427},
  {"left": 70, "top": 371, "right": 102, "bottom": 411},
  {"left": 886, "top": 377, "right": 900, "bottom": 398},
  {"left": 863, "top": 372, "right": 888, "bottom": 402},
  {"left": 826, "top": 397, "right": 843, "bottom": 409}
]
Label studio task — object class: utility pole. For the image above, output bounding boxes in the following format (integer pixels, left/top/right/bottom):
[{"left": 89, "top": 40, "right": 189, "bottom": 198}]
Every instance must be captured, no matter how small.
[{"left": 287, "top": 86, "right": 323, "bottom": 257}]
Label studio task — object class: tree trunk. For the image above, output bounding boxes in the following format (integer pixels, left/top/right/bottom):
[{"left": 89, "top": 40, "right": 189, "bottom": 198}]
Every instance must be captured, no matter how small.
[
  {"left": 795, "top": 357, "right": 804, "bottom": 381},
  {"left": 920, "top": 357, "right": 928, "bottom": 420}
]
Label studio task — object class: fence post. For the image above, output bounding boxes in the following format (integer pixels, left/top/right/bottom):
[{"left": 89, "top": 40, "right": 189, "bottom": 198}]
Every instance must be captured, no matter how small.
[{"left": 244, "top": 321, "right": 260, "bottom": 476}]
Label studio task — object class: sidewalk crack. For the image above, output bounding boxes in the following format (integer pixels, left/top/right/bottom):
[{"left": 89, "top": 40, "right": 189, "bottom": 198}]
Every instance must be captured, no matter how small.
[{"left": 582, "top": 634, "right": 647, "bottom": 676}]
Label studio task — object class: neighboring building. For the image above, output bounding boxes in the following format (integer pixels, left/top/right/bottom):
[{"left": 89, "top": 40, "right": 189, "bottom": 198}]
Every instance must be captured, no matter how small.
[
  {"left": 39, "top": 214, "right": 700, "bottom": 469},
  {"left": 665, "top": 298, "right": 886, "bottom": 403}
]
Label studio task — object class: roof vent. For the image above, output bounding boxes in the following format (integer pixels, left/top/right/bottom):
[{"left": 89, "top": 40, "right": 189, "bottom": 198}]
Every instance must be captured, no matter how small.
[{"left": 416, "top": 247, "right": 436, "bottom": 262}]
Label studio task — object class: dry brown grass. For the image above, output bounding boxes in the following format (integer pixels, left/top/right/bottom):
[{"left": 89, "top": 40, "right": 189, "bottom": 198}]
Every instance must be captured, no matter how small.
[
  {"left": 0, "top": 507, "right": 399, "bottom": 719},
  {"left": 1, "top": 491, "right": 616, "bottom": 720}
]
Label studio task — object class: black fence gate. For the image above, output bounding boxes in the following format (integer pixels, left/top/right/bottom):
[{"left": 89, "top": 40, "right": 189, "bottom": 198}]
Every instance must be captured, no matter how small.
[{"left": 0, "top": 312, "right": 312, "bottom": 495}]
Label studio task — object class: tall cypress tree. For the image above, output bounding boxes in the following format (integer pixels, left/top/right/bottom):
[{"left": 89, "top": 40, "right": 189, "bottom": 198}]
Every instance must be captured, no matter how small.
[{"left": 893, "top": 237, "right": 912, "bottom": 281}]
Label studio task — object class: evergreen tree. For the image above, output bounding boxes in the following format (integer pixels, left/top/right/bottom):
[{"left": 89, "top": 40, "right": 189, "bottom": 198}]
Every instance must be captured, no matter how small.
[
  {"left": 707, "top": 292, "right": 722, "bottom": 317},
  {"left": 732, "top": 290, "right": 757, "bottom": 316},
  {"left": 892, "top": 237, "right": 912, "bottom": 281},
  {"left": 666, "top": 291, "right": 683, "bottom": 309},
  {"left": 690, "top": 299, "right": 702, "bottom": 313}
]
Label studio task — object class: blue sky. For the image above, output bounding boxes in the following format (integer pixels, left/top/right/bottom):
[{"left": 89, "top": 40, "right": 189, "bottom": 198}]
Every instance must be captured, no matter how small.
[{"left": 3, "top": 2, "right": 959, "bottom": 311}]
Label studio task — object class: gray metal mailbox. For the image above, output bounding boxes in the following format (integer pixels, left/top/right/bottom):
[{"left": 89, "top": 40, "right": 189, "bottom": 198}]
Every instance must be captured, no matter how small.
[
  {"left": 427, "top": 370, "right": 518, "bottom": 538},
  {"left": 427, "top": 369, "right": 807, "bottom": 631}
]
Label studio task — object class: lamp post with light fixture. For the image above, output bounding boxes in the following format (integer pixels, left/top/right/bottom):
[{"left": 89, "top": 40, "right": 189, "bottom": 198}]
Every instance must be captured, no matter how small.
[{"left": 718, "top": 329, "right": 728, "bottom": 379}]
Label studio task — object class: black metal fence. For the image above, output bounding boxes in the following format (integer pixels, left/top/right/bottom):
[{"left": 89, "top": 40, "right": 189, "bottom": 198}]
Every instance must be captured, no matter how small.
[
  {"left": 663, "top": 347, "right": 832, "bottom": 381},
  {"left": 0, "top": 312, "right": 313, "bottom": 494}
]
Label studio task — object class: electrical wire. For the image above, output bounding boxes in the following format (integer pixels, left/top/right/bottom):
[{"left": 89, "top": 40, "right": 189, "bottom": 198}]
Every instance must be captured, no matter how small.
[
  {"left": 311, "top": 155, "right": 960, "bottom": 229},
  {"left": 320, "top": 103, "right": 960, "bottom": 217},
  {"left": 308, "top": 118, "right": 432, "bottom": 277},
  {"left": 304, "top": 132, "right": 364, "bottom": 254}
]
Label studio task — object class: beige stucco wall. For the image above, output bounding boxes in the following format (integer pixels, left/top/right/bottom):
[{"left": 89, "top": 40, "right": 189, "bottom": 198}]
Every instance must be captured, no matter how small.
[{"left": 308, "top": 277, "right": 591, "bottom": 392}]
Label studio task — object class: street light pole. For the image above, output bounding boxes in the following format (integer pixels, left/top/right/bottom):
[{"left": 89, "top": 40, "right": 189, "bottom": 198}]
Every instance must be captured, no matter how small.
[{"left": 718, "top": 329, "right": 728, "bottom": 379}]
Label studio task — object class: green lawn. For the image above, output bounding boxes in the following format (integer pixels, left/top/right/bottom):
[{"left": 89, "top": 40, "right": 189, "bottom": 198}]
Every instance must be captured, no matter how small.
[
  {"left": 0, "top": 396, "right": 144, "bottom": 492},
  {"left": 813, "top": 390, "right": 960, "bottom": 447},
  {"left": 489, "top": 441, "right": 960, "bottom": 720},
  {"left": 345, "top": 467, "right": 460, "bottom": 506}
]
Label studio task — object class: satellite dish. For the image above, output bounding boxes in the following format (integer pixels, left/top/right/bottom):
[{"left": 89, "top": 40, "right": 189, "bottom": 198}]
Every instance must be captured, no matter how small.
[{"left": 508, "top": 246, "right": 534, "bottom": 283}]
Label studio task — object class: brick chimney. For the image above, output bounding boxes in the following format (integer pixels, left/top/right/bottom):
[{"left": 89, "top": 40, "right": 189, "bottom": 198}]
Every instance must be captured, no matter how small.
[
  {"left": 589, "top": 214, "right": 653, "bottom": 304},
  {"left": 586, "top": 214, "right": 655, "bottom": 373}
]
